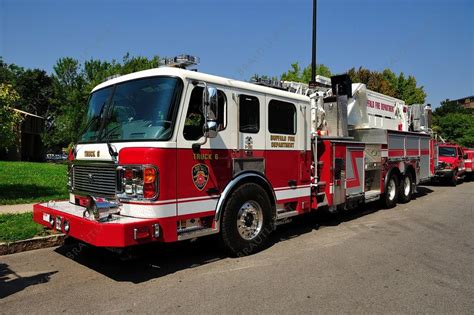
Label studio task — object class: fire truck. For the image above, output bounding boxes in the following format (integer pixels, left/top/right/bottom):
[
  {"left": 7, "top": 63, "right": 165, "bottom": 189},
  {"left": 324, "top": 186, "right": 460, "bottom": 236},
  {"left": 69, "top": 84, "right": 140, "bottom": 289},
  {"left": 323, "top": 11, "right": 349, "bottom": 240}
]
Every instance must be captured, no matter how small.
[
  {"left": 464, "top": 149, "right": 474, "bottom": 181},
  {"left": 33, "top": 56, "right": 436, "bottom": 255},
  {"left": 435, "top": 143, "right": 466, "bottom": 186}
]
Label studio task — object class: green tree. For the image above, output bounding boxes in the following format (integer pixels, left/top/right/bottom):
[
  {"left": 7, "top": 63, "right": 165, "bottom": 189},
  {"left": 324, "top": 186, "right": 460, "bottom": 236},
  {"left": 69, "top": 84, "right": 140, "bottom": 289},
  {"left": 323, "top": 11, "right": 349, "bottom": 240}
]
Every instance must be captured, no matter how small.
[
  {"left": 0, "top": 57, "right": 24, "bottom": 84},
  {"left": 432, "top": 99, "right": 473, "bottom": 147},
  {"left": 43, "top": 57, "right": 87, "bottom": 150},
  {"left": 120, "top": 53, "right": 161, "bottom": 74},
  {"left": 347, "top": 67, "right": 426, "bottom": 104},
  {"left": 281, "top": 62, "right": 332, "bottom": 83},
  {"left": 0, "top": 84, "right": 22, "bottom": 149},
  {"left": 14, "top": 69, "right": 54, "bottom": 117},
  {"left": 433, "top": 112, "right": 474, "bottom": 147},
  {"left": 433, "top": 99, "right": 470, "bottom": 116},
  {"left": 0, "top": 58, "right": 55, "bottom": 117}
]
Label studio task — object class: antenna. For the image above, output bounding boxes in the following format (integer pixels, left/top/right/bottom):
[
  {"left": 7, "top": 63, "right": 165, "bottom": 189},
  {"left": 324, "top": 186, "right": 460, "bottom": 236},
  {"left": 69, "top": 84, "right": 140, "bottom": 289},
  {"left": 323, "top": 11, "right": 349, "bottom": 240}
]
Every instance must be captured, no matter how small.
[{"left": 310, "top": 0, "right": 318, "bottom": 87}]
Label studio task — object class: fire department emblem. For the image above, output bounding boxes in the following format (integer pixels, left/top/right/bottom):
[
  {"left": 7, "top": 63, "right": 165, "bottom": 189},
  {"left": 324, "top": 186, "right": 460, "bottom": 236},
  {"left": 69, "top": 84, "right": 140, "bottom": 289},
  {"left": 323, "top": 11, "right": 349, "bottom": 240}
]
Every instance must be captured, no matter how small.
[{"left": 192, "top": 164, "right": 209, "bottom": 191}]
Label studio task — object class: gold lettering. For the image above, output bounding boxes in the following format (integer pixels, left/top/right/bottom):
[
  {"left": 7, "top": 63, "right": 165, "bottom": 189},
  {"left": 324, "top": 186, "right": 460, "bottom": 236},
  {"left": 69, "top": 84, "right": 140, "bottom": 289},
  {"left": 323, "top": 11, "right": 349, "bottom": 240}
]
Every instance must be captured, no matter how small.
[
  {"left": 270, "top": 135, "right": 287, "bottom": 141},
  {"left": 84, "top": 151, "right": 95, "bottom": 157},
  {"left": 271, "top": 142, "right": 295, "bottom": 148},
  {"left": 193, "top": 153, "right": 218, "bottom": 160}
]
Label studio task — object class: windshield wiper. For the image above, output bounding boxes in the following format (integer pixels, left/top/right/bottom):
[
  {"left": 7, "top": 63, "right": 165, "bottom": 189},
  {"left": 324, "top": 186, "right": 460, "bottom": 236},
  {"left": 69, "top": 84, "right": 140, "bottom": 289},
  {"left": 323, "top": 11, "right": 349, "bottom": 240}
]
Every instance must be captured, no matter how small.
[
  {"left": 78, "top": 101, "right": 109, "bottom": 142},
  {"left": 99, "top": 117, "right": 119, "bottom": 163}
]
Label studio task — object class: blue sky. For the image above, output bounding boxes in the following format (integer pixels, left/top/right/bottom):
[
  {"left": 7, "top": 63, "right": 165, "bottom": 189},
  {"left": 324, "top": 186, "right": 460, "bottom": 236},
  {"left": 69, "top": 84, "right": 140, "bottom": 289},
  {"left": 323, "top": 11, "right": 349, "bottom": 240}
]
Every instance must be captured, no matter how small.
[{"left": 1, "top": 0, "right": 472, "bottom": 107}]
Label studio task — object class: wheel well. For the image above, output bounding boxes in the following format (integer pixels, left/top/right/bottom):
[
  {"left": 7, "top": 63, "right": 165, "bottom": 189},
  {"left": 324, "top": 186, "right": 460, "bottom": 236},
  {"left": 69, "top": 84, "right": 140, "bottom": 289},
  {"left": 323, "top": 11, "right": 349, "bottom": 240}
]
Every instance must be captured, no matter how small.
[
  {"left": 385, "top": 166, "right": 401, "bottom": 188},
  {"left": 383, "top": 166, "right": 402, "bottom": 193},
  {"left": 405, "top": 165, "right": 416, "bottom": 181},
  {"left": 215, "top": 172, "right": 277, "bottom": 225}
]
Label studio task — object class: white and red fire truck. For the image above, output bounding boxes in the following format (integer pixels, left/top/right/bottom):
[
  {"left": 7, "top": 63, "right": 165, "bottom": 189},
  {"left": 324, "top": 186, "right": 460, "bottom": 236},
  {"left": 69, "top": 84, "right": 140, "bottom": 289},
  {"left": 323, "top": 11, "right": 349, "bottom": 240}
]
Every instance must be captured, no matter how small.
[{"left": 33, "top": 56, "right": 436, "bottom": 255}]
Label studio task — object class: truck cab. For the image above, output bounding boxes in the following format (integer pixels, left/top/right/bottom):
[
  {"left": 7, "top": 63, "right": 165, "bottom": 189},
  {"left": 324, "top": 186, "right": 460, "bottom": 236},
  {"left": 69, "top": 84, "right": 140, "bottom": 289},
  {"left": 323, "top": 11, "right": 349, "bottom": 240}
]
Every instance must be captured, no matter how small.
[{"left": 435, "top": 143, "right": 466, "bottom": 185}]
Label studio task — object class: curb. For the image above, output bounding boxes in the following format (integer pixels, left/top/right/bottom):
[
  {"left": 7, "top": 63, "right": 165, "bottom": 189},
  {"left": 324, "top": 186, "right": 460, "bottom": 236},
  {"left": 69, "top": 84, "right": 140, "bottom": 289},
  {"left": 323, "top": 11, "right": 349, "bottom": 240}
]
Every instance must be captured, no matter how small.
[{"left": 0, "top": 234, "right": 66, "bottom": 256}]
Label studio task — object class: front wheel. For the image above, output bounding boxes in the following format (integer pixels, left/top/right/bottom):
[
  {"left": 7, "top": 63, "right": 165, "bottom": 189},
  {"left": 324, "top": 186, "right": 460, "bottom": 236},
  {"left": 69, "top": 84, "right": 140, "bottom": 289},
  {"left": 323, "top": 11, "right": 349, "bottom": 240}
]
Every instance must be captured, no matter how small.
[
  {"left": 398, "top": 173, "right": 413, "bottom": 204},
  {"left": 382, "top": 173, "right": 399, "bottom": 209},
  {"left": 449, "top": 170, "right": 458, "bottom": 186},
  {"left": 220, "top": 183, "right": 273, "bottom": 256}
]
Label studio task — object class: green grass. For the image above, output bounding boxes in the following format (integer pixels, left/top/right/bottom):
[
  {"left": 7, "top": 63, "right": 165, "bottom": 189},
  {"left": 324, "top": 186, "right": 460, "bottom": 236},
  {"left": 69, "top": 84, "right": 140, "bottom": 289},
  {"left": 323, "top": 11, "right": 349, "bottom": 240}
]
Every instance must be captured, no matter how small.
[
  {"left": 0, "top": 212, "right": 47, "bottom": 243},
  {"left": 0, "top": 161, "right": 69, "bottom": 205}
]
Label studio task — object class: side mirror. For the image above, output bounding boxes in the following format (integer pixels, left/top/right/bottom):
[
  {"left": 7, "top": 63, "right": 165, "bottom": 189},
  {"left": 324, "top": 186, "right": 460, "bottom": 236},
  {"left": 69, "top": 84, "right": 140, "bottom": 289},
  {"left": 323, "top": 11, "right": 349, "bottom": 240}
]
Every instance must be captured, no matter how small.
[
  {"left": 204, "top": 120, "right": 218, "bottom": 139},
  {"left": 202, "top": 85, "right": 219, "bottom": 139},
  {"left": 463, "top": 154, "right": 468, "bottom": 159}
]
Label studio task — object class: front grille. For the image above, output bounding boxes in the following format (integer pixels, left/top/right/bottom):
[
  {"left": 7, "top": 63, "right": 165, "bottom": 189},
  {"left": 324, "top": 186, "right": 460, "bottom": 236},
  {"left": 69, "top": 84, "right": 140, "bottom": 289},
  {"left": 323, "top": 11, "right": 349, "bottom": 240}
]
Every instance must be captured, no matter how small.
[{"left": 72, "top": 163, "right": 117, "bottom": 197}]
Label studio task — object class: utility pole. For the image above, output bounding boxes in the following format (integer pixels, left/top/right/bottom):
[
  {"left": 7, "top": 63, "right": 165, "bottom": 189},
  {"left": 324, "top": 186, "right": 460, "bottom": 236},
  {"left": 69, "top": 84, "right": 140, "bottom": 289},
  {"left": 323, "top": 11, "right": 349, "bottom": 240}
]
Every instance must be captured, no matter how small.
[{"left": 310, "top": 0, "right": 317, "bottom": 87}]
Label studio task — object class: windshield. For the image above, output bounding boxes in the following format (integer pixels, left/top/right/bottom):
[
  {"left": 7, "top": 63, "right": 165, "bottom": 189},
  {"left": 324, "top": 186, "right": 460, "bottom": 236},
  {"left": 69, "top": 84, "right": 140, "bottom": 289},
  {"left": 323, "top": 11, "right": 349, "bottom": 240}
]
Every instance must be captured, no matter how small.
[
  {"left": 79, "top": 76, "right": 182, "bottom": 143},
  {"left": 439, "top": 147, "right": 456, "bottom": 157}
]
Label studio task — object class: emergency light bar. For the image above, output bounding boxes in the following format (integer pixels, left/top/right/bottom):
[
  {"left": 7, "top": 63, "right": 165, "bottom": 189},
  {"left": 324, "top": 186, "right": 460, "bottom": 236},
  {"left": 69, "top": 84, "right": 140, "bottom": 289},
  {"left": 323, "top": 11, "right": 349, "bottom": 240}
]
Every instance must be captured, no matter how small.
[{"left": 161, "top": 54, "right": 200, "bottom": 69}]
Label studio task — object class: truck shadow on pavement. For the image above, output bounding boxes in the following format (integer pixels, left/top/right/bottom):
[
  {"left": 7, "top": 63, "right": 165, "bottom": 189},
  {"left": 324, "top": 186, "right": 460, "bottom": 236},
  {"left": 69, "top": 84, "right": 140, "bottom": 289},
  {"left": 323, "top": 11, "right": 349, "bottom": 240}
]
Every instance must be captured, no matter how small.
[
  {"left": 53, "top": 189, "right": 434, "bottom": 284},
  {"left": 0, "top": 263, "right": 57, "bottom": 299}
]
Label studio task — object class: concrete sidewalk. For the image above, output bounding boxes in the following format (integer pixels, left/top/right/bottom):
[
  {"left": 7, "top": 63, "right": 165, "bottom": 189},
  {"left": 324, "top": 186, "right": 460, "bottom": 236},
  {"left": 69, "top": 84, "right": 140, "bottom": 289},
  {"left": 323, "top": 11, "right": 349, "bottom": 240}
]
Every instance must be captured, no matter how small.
[{"left": 0, "top": 203, "right": 36, "bottom": 214}]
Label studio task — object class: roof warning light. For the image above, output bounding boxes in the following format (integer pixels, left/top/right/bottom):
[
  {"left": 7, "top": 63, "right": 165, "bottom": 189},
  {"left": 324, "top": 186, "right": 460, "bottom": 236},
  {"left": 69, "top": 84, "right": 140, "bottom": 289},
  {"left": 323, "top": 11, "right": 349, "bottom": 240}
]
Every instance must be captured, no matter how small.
[{"left": 161, "top": 55, "right": 200, "bottom": 69}]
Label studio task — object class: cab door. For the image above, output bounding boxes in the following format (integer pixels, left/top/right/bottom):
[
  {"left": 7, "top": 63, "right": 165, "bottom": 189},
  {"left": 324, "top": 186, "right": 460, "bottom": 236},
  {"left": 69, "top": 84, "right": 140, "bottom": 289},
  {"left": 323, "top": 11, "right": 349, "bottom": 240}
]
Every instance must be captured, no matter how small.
[
  {"left": 233, "top": 92, "right": 266, "bottom": 177},
  {"left": 176, "top": 82, "right": 234, "bottom": 217},
  {"left": 264, "top": 97, "right": 311, "bottom": 211}
]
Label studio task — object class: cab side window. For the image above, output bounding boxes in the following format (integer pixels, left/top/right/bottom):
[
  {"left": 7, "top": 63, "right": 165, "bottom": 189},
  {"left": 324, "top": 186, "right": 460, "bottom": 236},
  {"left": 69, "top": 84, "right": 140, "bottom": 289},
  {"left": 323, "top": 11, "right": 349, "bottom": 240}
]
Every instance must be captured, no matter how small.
[
  {"left": 268, "top": 99, "right": 296, "bottom": 135},
  {"left": 239, "top": 95, "right": 260, "bottom": 133},
  {"left": 183, "top": 86, "right": 227, "bottom": 140}
]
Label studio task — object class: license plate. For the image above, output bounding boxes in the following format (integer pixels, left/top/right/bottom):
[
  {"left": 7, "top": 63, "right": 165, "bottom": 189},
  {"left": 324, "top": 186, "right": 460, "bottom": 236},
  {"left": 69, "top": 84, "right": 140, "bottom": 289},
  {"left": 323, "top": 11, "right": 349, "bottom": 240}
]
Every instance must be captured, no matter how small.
[{"left": 43, "top": 213, "right": 51, "bottom": 222}]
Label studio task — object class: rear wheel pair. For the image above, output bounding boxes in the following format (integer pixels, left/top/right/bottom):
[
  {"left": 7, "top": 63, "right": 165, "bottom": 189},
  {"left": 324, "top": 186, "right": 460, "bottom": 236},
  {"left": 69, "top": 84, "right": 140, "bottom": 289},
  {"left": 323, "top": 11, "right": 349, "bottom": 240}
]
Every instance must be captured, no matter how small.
[
  {"left": 398, "top": 173, "right": 413, "bottom": 204},
  {"left": 382, "top": 172, "right": 413, "bottom": 208}
]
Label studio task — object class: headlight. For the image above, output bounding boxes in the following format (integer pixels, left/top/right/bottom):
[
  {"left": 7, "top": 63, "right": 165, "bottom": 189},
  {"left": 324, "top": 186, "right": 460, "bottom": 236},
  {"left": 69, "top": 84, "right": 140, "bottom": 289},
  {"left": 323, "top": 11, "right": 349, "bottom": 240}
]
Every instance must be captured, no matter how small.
[{"left": 117, "top": 165, "right": 159, "bottom": 200}]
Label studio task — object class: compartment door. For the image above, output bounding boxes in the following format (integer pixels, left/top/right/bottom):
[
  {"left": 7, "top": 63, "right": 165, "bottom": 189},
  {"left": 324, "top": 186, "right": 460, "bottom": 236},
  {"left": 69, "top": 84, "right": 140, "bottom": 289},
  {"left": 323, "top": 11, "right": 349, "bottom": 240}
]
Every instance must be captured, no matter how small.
[{"left": 346, "top": 147, "right": 364, "bottom": 196}]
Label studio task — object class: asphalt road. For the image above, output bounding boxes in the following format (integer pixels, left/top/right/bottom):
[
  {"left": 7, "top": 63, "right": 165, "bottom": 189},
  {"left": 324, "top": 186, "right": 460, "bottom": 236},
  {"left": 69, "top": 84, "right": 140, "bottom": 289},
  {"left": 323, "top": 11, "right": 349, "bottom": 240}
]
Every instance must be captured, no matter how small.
[{"left": 1, "top": 182, "right": 473, "bottom": 314}]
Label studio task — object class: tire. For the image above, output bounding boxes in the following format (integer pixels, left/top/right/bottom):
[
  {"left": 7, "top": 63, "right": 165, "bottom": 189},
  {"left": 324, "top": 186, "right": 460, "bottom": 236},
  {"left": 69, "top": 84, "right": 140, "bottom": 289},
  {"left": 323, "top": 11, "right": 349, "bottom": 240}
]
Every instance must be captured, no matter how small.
[
  {"left": 398, "top": 172, "right": 413, "bottom": 204},
  {"left": 220, "top": 183, "right": 273, "bottom": 256},
  {"left": 382, "top": 173, "right": 399, "bottom": 209},
  {"left": 449, "top": 170, "right": 457, "bottom": 186}
]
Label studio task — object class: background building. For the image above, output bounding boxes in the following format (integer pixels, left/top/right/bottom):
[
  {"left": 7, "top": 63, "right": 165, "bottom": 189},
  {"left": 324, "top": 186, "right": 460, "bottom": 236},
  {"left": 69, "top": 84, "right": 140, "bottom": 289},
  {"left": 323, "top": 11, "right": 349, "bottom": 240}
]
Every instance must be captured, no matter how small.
[
  {"left": 0, "top": 109, "right": 45, "bottom": 161},
  {"left": 452, "top": 96, "right": 474, "bottom": 110}
]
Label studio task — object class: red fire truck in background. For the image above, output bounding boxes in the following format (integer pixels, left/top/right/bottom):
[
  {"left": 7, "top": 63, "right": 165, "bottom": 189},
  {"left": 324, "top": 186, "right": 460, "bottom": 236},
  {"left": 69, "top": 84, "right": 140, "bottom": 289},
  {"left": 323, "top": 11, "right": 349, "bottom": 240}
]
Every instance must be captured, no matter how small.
[
  {"left": 33, "top": 56, "right": 437, "bottom": 255},
  {"left": 462, "top": 148, "right": 474, "bottom": 181},
  {"left": 435, "top": 143, "right": 467, "bottom": 186}
]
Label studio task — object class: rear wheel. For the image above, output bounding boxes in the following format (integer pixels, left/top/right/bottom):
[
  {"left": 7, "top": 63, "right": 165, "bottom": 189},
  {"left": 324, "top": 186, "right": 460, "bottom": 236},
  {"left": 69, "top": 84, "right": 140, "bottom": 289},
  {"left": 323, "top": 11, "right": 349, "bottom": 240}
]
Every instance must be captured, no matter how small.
[
  {"left": 382, "top": 173, "right": 399, "bottom": 208},
  {"left": 398, "top": 173, "right": 413, "bottom": 203},
  {"left": 221, "top": 183, "right": 272, "bottom": 256}
]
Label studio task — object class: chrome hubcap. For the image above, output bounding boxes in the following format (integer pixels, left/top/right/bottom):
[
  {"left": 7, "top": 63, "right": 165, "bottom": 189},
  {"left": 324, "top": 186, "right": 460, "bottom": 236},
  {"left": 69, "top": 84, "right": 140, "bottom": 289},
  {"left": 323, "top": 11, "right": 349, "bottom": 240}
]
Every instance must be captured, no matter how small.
[
  {"left": 236, "top": 201, "right": 263, "bottom": 241},
  {"left": 404, "top": 177, "right": 411, "bottom": 196},
  {"left": 388, "top": 178, "right": 396, "bottom": 200}
]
